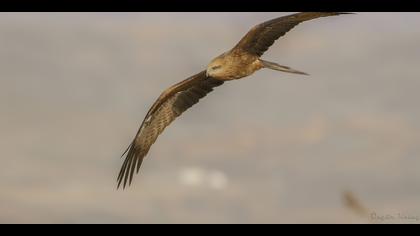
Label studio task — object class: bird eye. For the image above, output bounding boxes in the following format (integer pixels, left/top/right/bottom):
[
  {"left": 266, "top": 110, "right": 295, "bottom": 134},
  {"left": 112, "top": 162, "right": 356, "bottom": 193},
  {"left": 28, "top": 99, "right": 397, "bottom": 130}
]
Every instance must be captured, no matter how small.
[{"left": 211, "top": 65, "right": 222, "bottom": 70}]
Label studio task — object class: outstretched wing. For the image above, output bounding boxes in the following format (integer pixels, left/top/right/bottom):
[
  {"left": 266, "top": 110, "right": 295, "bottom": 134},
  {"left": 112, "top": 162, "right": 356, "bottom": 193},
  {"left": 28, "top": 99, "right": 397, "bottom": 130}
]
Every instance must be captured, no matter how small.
[
  {"left": 118, "top": 71, "right": 224, "bottom": 189},
  {"left": 233, "top": 12, "right": 350, "bottom": 57}
]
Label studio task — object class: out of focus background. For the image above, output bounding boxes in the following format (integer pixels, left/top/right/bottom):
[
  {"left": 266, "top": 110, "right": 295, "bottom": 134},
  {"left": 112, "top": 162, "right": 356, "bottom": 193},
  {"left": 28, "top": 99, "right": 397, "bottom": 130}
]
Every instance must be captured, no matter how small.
[{"left": 0, "top": 12, "right": 419, "bottom": 224}]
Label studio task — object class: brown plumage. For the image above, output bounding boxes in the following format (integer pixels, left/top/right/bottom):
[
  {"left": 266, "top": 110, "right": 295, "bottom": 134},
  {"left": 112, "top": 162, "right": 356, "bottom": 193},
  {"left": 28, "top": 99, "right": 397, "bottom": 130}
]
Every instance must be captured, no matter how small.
[{"left": 118, "top": 12, "right": 352, "bottom": 189}]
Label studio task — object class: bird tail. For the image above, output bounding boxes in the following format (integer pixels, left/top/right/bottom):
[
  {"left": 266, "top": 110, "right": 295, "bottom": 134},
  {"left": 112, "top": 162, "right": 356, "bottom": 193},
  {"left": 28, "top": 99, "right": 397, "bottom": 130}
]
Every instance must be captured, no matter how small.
[{"left": 260, "top": 60, "right": 309, "bottom": 76}]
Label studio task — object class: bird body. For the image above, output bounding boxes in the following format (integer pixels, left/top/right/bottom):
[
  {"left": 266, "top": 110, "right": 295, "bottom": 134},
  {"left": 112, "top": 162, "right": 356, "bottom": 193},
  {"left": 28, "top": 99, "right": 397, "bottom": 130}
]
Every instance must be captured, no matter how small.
[{"left": 118, "top": 12, "right": 352, "bottom": 189}]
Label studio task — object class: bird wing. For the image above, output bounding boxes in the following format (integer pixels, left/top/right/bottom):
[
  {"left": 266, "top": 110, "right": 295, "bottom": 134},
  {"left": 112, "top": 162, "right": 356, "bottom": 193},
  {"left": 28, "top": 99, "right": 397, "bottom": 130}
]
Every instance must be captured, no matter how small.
[
  {"left": 118, "top": 71, "right": 224, "bottom": 189},
  {"left": 232, "top": 12, "right": 349, "bottom": 57}
]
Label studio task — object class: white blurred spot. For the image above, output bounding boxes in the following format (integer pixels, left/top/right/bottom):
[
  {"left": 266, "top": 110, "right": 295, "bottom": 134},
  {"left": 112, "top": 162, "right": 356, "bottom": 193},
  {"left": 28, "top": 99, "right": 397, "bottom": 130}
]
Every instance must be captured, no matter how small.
[
  {"left": 178, "top": 167, "right": 205, "bottom": 187},
  {"left": 207, "top": 170, "right": 228, "bottom": 190},
  {"left": 178, "top": 167, "right": 228, "bottom": 190}
]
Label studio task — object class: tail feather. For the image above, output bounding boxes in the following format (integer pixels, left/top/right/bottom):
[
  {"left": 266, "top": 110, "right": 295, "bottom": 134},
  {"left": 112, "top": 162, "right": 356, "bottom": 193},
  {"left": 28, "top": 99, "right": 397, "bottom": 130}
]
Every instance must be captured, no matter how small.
[{"left": 260, "top": 60, "right": 309, "bottom": 76}]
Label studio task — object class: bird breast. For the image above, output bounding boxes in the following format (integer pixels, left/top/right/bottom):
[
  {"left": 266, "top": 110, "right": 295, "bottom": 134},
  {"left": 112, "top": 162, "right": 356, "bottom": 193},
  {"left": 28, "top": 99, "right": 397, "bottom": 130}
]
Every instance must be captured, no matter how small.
[{"left": 212, "top": 53, "right": 262, "bottom": 81}]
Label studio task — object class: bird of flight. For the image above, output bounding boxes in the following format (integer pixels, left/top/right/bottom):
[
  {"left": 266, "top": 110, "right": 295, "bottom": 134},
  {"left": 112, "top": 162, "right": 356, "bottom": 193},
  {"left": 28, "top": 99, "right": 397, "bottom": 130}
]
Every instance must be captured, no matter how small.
[{"left": 118, "top": 12, "right": 351, "bottom": 189}]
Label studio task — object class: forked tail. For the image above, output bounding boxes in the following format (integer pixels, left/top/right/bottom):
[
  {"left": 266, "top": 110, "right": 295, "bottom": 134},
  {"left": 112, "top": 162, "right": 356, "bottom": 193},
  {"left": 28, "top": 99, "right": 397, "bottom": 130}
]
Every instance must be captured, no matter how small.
[{"left": 260, "top": 59, "right": 309, "bottom": 76}]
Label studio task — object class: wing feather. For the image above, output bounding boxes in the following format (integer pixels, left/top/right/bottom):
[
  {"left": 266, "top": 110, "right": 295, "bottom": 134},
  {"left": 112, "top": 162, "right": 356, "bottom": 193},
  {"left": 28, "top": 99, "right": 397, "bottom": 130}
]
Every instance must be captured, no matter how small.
[
  {"left": 233, "top": 12, "right": 351, "bottom": 57},
  {"left": 117, "top": 71, "right": 224, "bottom": 189}
]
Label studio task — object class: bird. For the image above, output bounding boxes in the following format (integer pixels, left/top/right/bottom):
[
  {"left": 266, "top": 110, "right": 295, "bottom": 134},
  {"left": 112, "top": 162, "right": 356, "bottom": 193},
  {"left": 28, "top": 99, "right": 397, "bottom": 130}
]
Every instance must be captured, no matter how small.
[{"left": 117, "top": 12, "right": 352, "bottom": 189}]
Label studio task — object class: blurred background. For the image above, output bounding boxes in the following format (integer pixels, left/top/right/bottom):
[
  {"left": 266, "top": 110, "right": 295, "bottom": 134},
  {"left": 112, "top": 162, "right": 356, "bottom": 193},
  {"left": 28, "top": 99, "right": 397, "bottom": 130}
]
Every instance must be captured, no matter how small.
[{"left": 0, "top": 12, "right": 419, "bottom": 224}]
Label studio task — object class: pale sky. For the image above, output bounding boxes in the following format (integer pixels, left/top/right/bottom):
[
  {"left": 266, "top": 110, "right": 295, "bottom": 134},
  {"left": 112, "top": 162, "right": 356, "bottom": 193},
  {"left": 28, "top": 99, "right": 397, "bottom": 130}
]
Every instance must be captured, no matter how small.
[{"left": 0, "top": 12, "right": 420, "bottom": 223}]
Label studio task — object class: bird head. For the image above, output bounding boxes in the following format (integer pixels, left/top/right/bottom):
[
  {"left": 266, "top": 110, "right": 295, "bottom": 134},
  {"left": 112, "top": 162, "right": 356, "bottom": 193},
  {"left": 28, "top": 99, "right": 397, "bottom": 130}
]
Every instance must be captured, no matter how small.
[{"left": 206, "top": 56, "right": 225, "bottom": 78}]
